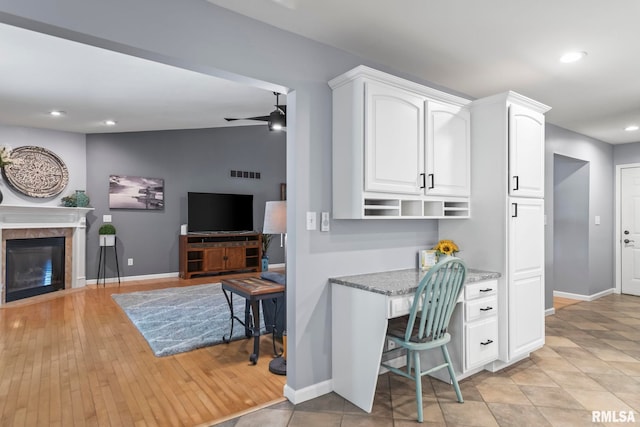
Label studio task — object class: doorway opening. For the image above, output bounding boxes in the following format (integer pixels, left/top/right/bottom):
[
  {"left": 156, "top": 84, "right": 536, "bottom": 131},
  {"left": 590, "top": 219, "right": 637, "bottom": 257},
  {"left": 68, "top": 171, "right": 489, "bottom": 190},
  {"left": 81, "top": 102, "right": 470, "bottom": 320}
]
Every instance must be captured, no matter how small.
[{"left": 553, "top": 154, "right": 590, "bottom": 300}]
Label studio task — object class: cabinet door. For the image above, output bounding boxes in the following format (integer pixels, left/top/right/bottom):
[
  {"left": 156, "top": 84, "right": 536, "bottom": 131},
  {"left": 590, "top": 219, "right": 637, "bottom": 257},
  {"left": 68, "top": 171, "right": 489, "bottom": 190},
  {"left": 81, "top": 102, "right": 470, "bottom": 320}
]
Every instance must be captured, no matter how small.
[
  {"left": 225, "top": 246, "right": 246, "bottom": 270},
  {"left": 425, "top": 101, "right": 470, "bottom": 196},
  {"left": 508, "top": 105, "right": 545, "bottom": 198},
  {"left": 204, "top": 247, "right": 226, "bottom": 272},
  {"left": 364, "top": 81, "right": 425, "bottom": 195},
  {"left": 508, "top": 198, "right": 545, "bottom": 357}
]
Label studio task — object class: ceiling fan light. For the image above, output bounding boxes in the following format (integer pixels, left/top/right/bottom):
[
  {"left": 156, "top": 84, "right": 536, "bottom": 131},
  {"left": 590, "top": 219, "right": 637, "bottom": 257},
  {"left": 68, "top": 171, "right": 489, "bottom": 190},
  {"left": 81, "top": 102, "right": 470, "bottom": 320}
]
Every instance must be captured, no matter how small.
[{"left": 268, "top": 110, "right": 285, "bottom": 131}]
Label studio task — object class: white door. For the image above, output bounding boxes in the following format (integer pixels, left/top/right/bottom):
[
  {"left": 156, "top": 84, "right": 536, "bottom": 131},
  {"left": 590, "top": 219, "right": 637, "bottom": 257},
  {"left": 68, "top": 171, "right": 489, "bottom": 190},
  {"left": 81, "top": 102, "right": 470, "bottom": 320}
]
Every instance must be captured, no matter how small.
[
  {"left": 508, "top": 105, "right": 545, "bottom": 198},
  {"left": 508, "top": 197, "right": 545, "bottom": 358},
  {"left": 364, "top": 81, "right": 425, "bottom": 195},
  {"left": 425, "top": 101, "right": 470, "bottom": 196},
  {"left": 621, "top": 167, "right": 640, "bottom": 296}
]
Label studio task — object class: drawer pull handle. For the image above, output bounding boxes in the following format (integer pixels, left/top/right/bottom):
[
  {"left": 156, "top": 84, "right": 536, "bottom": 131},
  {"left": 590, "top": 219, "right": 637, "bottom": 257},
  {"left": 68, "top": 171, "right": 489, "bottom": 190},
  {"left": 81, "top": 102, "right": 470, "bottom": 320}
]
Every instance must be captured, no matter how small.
[
  {"left": 480, "top": 307, "right": 493, "bottom": 312},
  {"left": 479, "top": 288, "right": 493, "bottom": 293},
  {"left": 480, "top": 339, "right": 494, "bottom": 346}
]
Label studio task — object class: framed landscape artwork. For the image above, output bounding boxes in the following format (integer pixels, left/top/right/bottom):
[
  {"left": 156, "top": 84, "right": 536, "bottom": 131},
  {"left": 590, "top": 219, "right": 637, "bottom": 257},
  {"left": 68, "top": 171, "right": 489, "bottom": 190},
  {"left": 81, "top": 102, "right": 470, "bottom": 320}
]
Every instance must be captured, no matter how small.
[{"left": 109, "top": 175, "right": 164, "bottom": 210}]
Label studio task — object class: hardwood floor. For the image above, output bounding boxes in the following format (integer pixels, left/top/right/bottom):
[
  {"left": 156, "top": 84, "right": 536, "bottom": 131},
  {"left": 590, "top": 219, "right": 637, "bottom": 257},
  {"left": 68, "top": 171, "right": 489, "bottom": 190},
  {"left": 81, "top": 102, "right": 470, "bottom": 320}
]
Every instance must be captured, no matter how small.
[
  {"left": 0, "top": 273, "right": 286, "bottom": 427},
  {"left": 553, "top": 295, "right": 581, "bottom": 311}
]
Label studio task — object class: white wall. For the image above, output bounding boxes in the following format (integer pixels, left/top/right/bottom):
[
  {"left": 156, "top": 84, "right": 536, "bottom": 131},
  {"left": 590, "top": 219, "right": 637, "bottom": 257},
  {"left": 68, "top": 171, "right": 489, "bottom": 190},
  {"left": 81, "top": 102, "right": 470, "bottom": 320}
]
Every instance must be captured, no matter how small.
[{"left": 0, "top": 124, "right": 86, "bottom": 205}]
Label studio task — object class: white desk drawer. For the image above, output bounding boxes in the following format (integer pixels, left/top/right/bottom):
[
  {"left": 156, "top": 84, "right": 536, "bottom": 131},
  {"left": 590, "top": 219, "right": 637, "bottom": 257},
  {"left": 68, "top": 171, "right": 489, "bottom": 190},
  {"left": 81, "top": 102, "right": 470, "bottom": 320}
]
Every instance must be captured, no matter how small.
[
  {"left": 466, "top": 317, "right": 499, "bottom": 370},
  {"left": 465, "top": 280, "right": 497, "bottom": 301},
  {"left": 465, "top": 295, "right": 497, "bottom": 322},
  {"left": 388, "top": 291, "right": 464, "bottom": 319},
  {"left": 388, "top": 295, "right": 415, "bottom": 318}
]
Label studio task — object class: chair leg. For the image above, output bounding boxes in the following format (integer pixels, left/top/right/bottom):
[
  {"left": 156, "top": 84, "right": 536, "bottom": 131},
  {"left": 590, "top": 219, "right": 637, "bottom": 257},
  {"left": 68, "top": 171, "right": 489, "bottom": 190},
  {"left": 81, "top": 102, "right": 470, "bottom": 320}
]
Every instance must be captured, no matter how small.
[
  {"left": 413, "top": 351, "right": 424, "bottom": 423},
  {"left": 441, "top": 344, "right": 464, "bottom": 403}
]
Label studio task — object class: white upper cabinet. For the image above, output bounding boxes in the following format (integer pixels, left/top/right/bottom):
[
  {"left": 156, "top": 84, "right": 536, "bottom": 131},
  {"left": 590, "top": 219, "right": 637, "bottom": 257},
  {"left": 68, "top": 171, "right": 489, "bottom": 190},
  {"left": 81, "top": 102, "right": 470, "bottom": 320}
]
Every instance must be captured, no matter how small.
[
  {"left": 425, "top": 101, "right": 470, "bottom": 197},
  {"left": 364, "top": 81, "right": 425, "bottom": 195},
  {"left": 329, "top": 66, "right": 471, "bottom": 219},
  {"left": 508, "top": 105, "right": 545, "bottom": 198}
]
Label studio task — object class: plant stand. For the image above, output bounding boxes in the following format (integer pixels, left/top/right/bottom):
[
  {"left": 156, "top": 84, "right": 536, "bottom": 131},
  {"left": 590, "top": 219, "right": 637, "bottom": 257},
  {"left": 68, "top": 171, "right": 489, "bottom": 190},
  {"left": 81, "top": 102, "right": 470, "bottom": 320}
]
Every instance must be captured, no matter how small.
[{"left": 97, "top": 245, "right": 121, "bottom": 286}]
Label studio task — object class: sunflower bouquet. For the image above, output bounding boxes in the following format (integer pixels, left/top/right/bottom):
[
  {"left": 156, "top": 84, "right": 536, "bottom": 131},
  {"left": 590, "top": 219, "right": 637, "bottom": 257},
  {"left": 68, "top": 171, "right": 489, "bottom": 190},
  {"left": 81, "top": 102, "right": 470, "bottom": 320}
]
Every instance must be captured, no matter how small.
[{"left": 433, "top": 239, "right": 459, "bottom": 257}]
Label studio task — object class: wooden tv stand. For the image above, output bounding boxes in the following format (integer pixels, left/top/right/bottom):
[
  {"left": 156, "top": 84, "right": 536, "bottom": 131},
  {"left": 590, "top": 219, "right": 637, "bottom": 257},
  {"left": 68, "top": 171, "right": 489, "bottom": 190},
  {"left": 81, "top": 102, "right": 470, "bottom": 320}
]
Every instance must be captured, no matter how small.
[{"left": 179, "top": 232, "right": 262, "bottom": 279}]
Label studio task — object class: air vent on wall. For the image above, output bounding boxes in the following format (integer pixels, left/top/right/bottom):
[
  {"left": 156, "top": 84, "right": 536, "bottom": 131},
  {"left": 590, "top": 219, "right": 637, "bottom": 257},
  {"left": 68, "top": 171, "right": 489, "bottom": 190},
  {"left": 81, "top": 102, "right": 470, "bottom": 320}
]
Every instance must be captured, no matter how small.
[{"left": 230, "top": 170, "right": 261, "bottom": 179}]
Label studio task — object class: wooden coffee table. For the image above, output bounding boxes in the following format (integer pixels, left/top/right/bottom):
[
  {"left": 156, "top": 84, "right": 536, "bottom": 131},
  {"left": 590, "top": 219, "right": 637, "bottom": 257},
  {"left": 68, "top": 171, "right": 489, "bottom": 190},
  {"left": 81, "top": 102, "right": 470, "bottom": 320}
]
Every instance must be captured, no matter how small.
[{"left": 220, "top": 277, "right": 285, "bottom": 364}]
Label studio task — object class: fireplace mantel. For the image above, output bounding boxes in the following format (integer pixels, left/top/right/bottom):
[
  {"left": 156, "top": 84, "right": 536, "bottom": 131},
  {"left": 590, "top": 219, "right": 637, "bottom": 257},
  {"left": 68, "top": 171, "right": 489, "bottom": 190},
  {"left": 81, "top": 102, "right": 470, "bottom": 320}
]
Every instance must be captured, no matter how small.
[
  {"left": 0, "top": 205, "right": 93, "bottom": 228},
  {"left": 0, "top": 205, "right": 94, "bottom": 304}
]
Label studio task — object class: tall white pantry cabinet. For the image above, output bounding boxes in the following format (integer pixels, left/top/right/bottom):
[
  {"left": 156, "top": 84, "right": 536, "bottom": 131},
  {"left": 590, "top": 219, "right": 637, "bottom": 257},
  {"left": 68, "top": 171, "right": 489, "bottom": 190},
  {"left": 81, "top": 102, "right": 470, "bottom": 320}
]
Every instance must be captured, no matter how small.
[{"left": 440, "top": 91, "right": 550, "bottom": 367}]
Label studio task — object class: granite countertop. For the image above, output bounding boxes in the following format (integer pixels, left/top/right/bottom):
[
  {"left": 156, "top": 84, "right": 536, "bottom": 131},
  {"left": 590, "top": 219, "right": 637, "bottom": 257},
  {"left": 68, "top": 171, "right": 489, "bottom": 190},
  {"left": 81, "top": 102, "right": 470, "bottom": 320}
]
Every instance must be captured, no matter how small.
[{"left": 329, "top": 268, "right": 501, "bottom": 296}]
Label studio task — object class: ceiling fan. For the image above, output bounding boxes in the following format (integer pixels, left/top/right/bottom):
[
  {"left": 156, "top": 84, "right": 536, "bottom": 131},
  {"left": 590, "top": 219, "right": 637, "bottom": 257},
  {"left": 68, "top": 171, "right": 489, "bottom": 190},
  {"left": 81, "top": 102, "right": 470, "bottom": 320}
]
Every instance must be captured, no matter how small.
[{"left": 225, "top": 92, "right": 286, "bottom": 131}]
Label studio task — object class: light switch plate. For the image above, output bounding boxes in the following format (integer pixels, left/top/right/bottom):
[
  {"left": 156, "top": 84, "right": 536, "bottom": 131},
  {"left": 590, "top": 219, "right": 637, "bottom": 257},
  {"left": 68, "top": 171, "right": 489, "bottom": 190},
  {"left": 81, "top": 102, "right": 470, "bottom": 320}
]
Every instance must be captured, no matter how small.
[
  {"left": 306, "top": 212, "right": 317, "bottom": 230},
  {"left": 595, "top": 215, "right": 601, "bottom": 225},
  {"left": 103, "top": 214, "right": 112, "bottom": 223},
  {"left": 321, "top": 212, "right": 330, "bottom": 231}
]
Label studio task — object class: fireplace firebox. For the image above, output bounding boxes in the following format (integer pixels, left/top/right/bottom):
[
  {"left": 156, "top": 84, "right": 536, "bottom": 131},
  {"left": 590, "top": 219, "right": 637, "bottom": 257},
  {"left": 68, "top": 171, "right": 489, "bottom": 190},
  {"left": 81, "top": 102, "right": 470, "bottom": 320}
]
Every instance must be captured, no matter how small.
[{"left": 5, "top": 237, "right": 65, "bottom": 302}]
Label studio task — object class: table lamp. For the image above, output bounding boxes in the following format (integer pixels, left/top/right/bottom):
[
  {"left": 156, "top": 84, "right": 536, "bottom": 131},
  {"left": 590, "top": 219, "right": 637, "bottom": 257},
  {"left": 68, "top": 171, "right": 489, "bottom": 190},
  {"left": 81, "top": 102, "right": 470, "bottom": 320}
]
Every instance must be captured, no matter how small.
[{"left": 263, "top": 200, "right": 287, "bottom": 375}]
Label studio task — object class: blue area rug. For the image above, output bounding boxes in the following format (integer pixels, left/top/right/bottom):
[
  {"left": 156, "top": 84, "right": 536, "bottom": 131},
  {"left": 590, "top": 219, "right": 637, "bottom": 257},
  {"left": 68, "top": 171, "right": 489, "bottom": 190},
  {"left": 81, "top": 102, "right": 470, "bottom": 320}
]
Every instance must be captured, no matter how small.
[{"left": 112, "top": 283, "right": 254, "bottom": 357}]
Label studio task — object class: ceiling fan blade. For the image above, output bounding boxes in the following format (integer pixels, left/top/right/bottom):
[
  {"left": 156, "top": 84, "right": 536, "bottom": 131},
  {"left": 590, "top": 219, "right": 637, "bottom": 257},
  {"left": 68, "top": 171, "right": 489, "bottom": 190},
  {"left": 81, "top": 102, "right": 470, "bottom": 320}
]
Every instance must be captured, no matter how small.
[{"left": 224, "top": 115, "right": 270, "bottom": 122}]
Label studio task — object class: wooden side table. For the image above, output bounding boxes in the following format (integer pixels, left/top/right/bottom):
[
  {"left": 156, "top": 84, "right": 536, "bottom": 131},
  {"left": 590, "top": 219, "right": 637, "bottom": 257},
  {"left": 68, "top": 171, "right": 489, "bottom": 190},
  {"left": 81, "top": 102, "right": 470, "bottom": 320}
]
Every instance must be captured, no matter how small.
[{"left": 220, "top": 277, "right": 285, "bottom": 364}]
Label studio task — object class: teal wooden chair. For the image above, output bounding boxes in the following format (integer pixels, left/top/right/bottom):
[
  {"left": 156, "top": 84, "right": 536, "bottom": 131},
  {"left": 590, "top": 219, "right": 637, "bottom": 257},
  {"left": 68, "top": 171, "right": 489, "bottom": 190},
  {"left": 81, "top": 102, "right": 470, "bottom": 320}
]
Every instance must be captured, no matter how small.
[{"left": 382, "top": 258, "right": 466, "bottom": 422}]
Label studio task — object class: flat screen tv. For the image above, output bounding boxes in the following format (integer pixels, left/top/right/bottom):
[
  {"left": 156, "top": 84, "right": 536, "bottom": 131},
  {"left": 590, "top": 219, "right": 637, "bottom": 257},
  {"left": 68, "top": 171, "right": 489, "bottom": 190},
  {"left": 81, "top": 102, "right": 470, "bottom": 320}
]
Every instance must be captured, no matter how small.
[{"left": 187, "top": 192, "right": 254, "bottom": 233}]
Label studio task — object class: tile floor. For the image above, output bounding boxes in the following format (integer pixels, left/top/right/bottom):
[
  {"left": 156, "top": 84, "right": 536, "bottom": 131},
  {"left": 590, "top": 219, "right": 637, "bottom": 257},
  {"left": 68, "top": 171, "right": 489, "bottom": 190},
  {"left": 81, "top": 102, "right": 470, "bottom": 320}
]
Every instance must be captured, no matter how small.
[{"left": 213, "top": 294, "right": 640, "bottom": 426}]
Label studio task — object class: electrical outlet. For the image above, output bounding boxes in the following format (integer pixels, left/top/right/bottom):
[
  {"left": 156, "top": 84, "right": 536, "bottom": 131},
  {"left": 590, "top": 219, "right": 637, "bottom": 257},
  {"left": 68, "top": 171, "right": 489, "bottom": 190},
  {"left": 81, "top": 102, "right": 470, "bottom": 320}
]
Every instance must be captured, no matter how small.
[{"left": 127, "top": 258, "right": 133, "bottom": 266}]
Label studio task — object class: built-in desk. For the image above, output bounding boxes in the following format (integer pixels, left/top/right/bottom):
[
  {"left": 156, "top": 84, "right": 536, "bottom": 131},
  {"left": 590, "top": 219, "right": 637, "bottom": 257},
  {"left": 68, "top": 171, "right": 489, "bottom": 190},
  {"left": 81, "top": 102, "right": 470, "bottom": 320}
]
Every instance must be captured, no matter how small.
[{"left": 330, "top": 268, "right": 501, "bottom": 413}]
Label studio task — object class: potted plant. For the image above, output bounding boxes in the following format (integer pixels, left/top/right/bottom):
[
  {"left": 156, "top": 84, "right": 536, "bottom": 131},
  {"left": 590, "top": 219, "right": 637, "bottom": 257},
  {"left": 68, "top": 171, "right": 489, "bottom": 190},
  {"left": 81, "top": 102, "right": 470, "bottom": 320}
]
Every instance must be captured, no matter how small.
[
  {"left": 433, "top": 239, "right": 459, "bottom": 262},
  {"left": 261, "top": 233, "right": 273, "bottom": 271},
  {"left": 99, "top": 223, "right": 116, "bottom": 247}
]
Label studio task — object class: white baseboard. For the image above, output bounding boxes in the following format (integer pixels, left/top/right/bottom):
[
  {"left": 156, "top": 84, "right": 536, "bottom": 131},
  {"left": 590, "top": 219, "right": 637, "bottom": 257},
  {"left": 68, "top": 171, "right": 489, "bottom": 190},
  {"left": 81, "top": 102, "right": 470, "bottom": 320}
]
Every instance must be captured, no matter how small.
[
  {"left": 87, "top": 271, "right": 178, "bottom": 285},
  {"left": 283, "top": 379, "right": 333, "bottom": 405},
  {"left": 553, "top": 288, "right": 615, "bottom": 302},
  {"left": 545, "top": 307, "right": 555, "bottom": 316},
  {"left": 265, "top": 263, "right": 285, "bottom": 270}
]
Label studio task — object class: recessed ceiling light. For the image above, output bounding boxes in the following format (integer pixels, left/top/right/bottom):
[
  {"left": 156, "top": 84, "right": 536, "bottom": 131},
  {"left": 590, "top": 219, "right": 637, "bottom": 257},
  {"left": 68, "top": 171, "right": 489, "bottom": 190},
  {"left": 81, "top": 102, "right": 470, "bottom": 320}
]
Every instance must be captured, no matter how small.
[
  {"left": 625, "top": 125, "right": 639, "bottom": 132},
  {"left": 104, "top": 120, "right": 117, "bottom": 126},
  {"left": 560, "top": 51, "right": 587, "bottom": 63},
  {"left": 49, "top": 110, "right": 65, "bottom": 117}
]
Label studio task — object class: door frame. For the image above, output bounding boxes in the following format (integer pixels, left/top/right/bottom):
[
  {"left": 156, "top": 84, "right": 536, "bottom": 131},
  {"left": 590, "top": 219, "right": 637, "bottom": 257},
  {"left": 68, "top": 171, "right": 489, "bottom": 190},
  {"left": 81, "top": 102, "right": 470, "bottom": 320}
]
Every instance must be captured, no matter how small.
[{"left": 614, "top": 163, "right": 640, "bottom": 294}]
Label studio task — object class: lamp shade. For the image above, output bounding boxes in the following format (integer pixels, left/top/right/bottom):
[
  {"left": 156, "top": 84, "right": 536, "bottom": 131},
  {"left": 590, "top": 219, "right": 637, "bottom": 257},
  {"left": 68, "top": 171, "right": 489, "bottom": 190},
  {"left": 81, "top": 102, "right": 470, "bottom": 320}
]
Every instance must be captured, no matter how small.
[{"left": 263, "top": 201, "right": 286, "bottom": 234}]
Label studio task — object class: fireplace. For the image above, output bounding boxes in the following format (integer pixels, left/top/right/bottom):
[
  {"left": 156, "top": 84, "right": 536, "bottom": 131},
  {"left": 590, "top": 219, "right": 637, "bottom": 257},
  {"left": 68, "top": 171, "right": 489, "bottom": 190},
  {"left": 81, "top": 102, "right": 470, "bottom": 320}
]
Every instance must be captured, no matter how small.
[
  {"left": 0, "top": 205, "right": 92, "bottom": 305},
  {"left": 5, "top": 237, "right": 66, "bottom": 302}
]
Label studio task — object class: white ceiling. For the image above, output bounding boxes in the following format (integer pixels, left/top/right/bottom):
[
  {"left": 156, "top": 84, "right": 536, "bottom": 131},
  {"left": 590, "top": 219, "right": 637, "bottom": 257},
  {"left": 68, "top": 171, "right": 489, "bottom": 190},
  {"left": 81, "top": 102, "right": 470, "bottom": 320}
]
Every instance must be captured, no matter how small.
[
  {"left": 209, "top": 0, "right": 640, "bottom": 145},
  {"left": 0, "top": 22, "right": 282, "bottom": 134},
  {"left": 3, "top": 1, "right": 640, "bottom": 144}
]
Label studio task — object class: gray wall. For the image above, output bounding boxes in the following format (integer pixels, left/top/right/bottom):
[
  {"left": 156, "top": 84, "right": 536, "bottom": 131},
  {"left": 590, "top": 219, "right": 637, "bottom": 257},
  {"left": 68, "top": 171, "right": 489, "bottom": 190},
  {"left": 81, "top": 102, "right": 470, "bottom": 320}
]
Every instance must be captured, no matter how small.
[
  {"left": 0, "top": 0, "right": 441, "bottom": 394},
  {"left": 553, "top": 154, "right": 589, "bottom": 295},
  {"left": 614, "top": 141, "right": 640, "bottom": 165},
  {"left": 545, "top": 124, "right": 614, "bottom": 307},
  {"left": 85, "top": 125, "right": 286, "bottom": 279}
]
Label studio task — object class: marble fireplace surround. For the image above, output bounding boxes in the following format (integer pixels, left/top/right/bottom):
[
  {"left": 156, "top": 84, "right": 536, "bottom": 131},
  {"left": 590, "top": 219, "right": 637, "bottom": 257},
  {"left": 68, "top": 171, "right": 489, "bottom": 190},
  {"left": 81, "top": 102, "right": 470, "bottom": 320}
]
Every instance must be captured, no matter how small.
[{"left": 0, "top": 205, "right": 93, "bottom": 305}]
